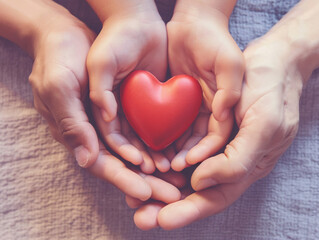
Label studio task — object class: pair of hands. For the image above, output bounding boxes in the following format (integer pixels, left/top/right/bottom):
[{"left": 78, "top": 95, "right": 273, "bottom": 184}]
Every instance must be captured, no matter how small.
[{"left": 27, "top": 0, "right": 307, "bottom": 230}]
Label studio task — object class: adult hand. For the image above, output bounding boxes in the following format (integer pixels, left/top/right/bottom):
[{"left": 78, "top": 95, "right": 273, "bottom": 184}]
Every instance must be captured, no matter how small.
[
  {"left": 129, "top": 0, "right": 319, "bottom": 228},
  {"left": 129, "top": 36, "right": 303, "bottom": 230},
  {"left": 0, "top": 0, "right": 183, "bottom": 205},
  {"left": 86, "top": 0, "right": 170, "bottom": 172},
  {"left": 26, "top": 2, "right": 99, "bottom": 168},
  {"left": 166, "top": 0, "right": 244, "bottom": 171}
]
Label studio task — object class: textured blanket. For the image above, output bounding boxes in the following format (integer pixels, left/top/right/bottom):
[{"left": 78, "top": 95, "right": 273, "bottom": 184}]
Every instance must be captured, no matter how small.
[{"left": 1, "top": 0, "right": 318, "bottom": 239}]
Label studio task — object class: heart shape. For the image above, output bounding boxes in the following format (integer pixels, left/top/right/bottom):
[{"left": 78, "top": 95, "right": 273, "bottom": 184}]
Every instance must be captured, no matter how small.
[{"left": 120, "top": 70, "right": 202, "bottom": 151}]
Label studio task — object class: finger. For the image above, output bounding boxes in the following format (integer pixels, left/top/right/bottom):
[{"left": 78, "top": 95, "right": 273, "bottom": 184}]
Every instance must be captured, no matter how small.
[
  {"left": 154, "top": 170, "right": 187, "bottom": 189},
  {"left": 121, "top": 118, "right": 156, "bottom": 174},
  {"left": 134, "top": 202, "right": 165, "bottom": 230},
  {"left": 125, "top": 195, "right": 144, "bottom": 209},
  {"left": 174, "top": 127, "right": 192, "bottom": 152},
  {"left": 158, "top": 175, "right": 254, "bottom": 230},
  {"left": 171, "top": 113, "right": 209, "bottom": 171},
  {"left": 125, "top": 170, "right": 186, "bottom": 208},
  {"left": 32, "top": 93, "right": 64, "bottom": 143},
  {"left": 38, "top": 84, "right": 99, "bottom": 169},
  {"left": 212, "top": 43, "right": 245, "bottom": 121},
  {"left": 92, "top": 104, "right": 144, "bottom": 166},
  {"left": 191, "top": 105, "right": 278, "bottom": 190},
  {"left": 149, "top": 150, "right": 171, "bottom": 173},
  {"left": 186, "top": 112, "right": 234, "bottom": 165},
  {"left": 162, "top": 145, "right": 177, "bottom": 162},
  {"left": 88, "top": 143, "right": 152, "bottom": 201},
  {"left": 171, "top": 150, "right": 192, "bottom": 172},
  {"left": 87, "top": 33, "right": 118, "bottom": 122},
  {"left": 143, "top": 174, "right": 181, "bottom": 204}
]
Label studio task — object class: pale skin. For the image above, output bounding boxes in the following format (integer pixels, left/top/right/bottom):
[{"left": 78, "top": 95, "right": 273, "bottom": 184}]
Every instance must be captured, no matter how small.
[
  {"left": 167, "top": 0, "right": 244, "bottom": 171},
  {"left": 129, "top": 0, "right": 319, "bottom": 230},
  {"left": 86, "top": 0, "right": 173, "bottom": 173},
  {"left": 85, "top": 0, "right": 241, "bottom": 173},
  {"left": 0, "top": 0, "right": 249, "bottom": 230},
  {"left": 0, "top": 0, "right": 187, "bottom": 204},
  {"left": 2, "top": 0, "right": 317, "bottom": 231}
]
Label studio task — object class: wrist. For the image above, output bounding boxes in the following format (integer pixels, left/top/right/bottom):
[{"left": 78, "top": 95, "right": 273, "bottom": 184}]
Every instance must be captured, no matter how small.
[
  {"left": 260, "top": 0, "right": 319, "bottom": 84},
  {"left": 31, "top": 2, "right": 90, "bottom": 59},
  {"left": 0, "top": 0, "right": 81, "bottom": 58},
  {"left": 173, "top": 0, "right": 237, "bottom": 23},
  {"left": 86, "top": 0, "right": 161, "bottom": 23}
]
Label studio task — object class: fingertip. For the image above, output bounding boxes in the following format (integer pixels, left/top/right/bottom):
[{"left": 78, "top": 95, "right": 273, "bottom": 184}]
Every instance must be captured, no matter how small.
[
  {"left": 136, "top": 181, "right": 152, "bottom": 202},
  {"left": 139, "top": 152, "right": 156, "bottom": 174},
  {"left": 74, "top": 145, "right": 90, "bottom": 168},
  {"left": 171, "top": 150, "right": 189, "bottom": 172},
  {"left": 186, "top": 145, "right": 207, "bottom": 165},
  {"left": 134, "top": 203, "right": 164, "bottom": 230},
  {"left": 101, "top": 109, "right": 115, "bottom": 122},
  {"left": 125, "top": 195, "right": 144, "bottom": 209},
  {"left": 212, "top": 90, "right": 237, "bottom": 122},
  {"left": 156, "top": 159, "right": 171, "bottom": 173},
  {"left": 119, "top": 144, "right": 144, "bottom": 166},
  {"left": 219, "top": 109, "right": 230, "bottom": 122},
  {"left": 158, "top": 200, "right": 200, "bottom": 230},
  {"left": 103, "top": 91, "right": 118, "bottom": 122},
  {"left": 90, "top": 90, "right": 117, "bottom": 122},
  {"left": 140, "top": 162, "right": 156, "bottom": 175},
  {"left": 191, "top": 177, "right": 218, "bottom": 191},
  {"left": 150, "top": 151, "right": 171, "bottom": 173}
]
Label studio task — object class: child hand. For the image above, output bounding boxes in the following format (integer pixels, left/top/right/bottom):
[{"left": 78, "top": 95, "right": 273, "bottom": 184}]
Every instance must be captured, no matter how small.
[
  {"left": 86, "top": 1, "right": 169, "bottom": 171},
  {"left": 167, "top": 0, "right": 244, "bottom": 170}
]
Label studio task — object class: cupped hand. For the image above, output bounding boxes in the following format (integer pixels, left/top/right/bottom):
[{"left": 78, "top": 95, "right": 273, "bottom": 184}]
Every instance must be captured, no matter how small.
[
  {"left": 27, "top": 5, "right": 181, "bottom": 204},
  {"left": 129, "top": 32, "right": 304, "bottom": 230},
  {"left": 28, "top": 11, "right": 99, "bottom": 168},
  {"left": 88, "top": 141, "right": 184, "bottom": 204},
  {"left": 87, "top": 8, "right": 169, "bottom": 171},
  {"left": 167, "top": 5, "right": 244, "bottom": 171}
]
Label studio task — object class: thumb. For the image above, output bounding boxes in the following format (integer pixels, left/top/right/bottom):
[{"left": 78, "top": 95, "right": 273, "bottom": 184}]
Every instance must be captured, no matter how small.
[
  {"left": 47, "top": 90, "right": 99, "bottom": 168},
  {"left": 86, "top": 33, "right": 118, "bottom": 122},
  {"left": 191, "top": 105, "right": 280, "bottom": 190},
  {"left": 212, "top": 43, "right": 244, "bottom": 121},
  {"left": 60, "top": 115, "right": 99, "bottom": 168}
]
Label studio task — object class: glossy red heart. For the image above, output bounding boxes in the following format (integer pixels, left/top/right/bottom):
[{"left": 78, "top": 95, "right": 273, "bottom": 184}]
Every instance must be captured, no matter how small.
[{"left": 120, "top": 70, "right": 202, "bottom": 151}]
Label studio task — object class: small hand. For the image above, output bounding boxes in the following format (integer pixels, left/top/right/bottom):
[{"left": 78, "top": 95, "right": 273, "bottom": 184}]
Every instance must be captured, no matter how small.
[
  {"left": 129, "top": 32, "right": 304, "bottom": 230},
  {"left": 89, "top": 141, "right": 184, "bottom": 203},
  {"left": 167, "top": 5, "right": 244, "bottom": 170},
  {"left": 87, "top": 8, "right": 169, "bottom": 170}
]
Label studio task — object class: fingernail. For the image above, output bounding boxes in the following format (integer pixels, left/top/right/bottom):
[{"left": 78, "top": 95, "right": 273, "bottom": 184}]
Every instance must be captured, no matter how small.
[
  {"left": 74, "top": 146, "right": 90, "bottom": 167},
  {"left": 195, "top": 178, "right": 218, "bottom": 191},
  {"left": 220, "top": 109, "right": 230, "bottom": 121}
]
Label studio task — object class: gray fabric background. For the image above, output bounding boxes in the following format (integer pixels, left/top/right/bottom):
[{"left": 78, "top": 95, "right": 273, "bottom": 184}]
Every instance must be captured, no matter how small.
[{"left": 1, "top": 0, "right": 319, "bottom": 239}]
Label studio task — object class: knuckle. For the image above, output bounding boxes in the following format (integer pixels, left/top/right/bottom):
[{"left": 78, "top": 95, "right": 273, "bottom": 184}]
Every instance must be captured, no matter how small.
[
  {"left": 57, "top": 117, "right": 81, "bottom": 143},
  {"left": 42, "top": 68, "right": 78, "bottom": 98},
  {"left": 222, "top": 51, "right": 245, "bottom": 72},
  {"left": 224, "top": 144, "right": 250, "bottom": 181},
  {"left": 87, "top": 47, "right": 115, "bottom": 73},
  {"left": 49, "top": 126, "right": 63, "bottom": 143}
]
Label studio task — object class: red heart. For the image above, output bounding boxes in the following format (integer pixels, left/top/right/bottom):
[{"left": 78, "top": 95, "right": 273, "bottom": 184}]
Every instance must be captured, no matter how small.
[{"left": 120, "top": 70, "right": 202, "bottom": 151}]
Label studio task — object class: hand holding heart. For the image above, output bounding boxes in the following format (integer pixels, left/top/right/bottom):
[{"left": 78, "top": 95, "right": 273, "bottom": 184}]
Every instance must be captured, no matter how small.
[
  {"left": 83, "top": 0, "right": 316, "bottom": 231},
  {"left": 87, "top": 0, "right": 246, "bottom": 230},
  {"left": 1, "top": 0, "right": 314, "bottom": 232}
]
